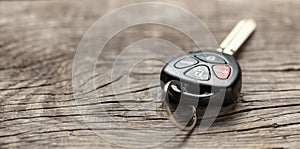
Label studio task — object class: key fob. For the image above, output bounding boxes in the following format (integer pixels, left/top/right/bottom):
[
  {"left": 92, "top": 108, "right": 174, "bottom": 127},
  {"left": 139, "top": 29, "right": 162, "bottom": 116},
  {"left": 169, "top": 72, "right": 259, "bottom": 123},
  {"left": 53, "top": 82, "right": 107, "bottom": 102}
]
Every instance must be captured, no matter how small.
[{"left": 160, "top": 50, "right": 242, "bottom": 106}]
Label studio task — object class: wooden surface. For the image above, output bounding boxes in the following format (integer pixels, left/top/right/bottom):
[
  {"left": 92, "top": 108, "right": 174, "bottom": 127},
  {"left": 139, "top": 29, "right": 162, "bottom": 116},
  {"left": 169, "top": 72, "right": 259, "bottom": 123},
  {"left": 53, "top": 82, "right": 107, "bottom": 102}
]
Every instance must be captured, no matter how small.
[{"left": 0, "top": 0, "right": 300, "bottom": 148}]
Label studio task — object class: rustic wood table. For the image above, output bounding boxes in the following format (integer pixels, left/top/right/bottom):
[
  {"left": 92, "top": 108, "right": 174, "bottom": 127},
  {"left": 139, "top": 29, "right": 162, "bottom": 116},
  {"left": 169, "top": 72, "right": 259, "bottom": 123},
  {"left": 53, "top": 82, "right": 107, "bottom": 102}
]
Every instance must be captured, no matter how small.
[{"left": 0, "top": 0, "right": 299, "bottom": 148}]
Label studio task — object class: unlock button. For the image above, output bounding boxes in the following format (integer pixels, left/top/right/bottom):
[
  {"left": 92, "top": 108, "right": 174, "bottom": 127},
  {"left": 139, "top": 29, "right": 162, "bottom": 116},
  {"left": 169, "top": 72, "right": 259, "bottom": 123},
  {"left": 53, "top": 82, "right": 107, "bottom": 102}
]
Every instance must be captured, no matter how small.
[{"left": 185, "top": 66, "right": 210, "bottom": 80}]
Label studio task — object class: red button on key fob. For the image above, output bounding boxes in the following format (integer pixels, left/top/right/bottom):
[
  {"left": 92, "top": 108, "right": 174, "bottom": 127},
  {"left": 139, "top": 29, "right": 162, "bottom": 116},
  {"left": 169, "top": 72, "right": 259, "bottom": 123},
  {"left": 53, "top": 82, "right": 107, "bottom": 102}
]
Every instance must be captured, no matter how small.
[{"left": 213, "top": 65, "right": 231, "bottom": 80}]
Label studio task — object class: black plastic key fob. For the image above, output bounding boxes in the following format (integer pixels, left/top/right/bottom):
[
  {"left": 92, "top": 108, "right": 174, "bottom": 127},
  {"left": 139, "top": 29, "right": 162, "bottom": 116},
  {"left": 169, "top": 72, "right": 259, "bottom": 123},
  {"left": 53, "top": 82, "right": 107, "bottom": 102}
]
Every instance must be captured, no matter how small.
[{"left": 160, "top": 50, "right": 242, "bottom": 106}]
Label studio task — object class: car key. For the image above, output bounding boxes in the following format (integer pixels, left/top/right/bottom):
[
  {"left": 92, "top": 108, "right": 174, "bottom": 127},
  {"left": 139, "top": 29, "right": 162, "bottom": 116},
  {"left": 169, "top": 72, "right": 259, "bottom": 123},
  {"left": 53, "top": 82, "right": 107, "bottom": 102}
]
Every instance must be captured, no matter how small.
[{"left": 160, "top": 18, "right": 257, "bottom": 106}]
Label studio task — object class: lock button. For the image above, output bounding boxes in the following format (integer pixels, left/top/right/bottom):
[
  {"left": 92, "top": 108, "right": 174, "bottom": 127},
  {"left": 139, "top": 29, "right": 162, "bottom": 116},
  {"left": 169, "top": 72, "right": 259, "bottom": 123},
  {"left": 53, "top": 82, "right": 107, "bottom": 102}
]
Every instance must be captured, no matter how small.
[{"left": 174, "top": 57, "right": 198, "bottom": 68}]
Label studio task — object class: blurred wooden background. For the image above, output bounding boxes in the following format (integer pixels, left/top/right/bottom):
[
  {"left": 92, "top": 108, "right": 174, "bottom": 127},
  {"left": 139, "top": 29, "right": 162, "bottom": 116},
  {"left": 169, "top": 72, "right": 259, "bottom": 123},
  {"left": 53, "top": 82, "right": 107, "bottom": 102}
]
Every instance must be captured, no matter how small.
[{"left": 0, "top": 0, "right": 299, "bottom": 148}]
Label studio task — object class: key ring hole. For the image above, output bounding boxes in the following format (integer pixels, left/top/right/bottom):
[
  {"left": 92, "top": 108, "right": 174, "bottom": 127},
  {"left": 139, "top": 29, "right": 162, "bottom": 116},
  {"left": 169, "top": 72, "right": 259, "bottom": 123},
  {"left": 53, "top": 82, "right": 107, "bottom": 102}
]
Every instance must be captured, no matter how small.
[
  {"left": 167, "top": 81, "right": 215, "bottom": 104},
  {"left": 163, "top": 80, "right": 197, "bottom": 131},
  {"left": 168, "top": 82, "right": 186, "bottom": 103}
]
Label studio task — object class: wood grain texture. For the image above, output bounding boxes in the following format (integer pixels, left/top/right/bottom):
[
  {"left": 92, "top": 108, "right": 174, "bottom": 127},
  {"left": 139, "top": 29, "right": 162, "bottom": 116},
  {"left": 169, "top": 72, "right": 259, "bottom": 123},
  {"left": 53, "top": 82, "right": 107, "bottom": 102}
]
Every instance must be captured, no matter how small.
[{"left": 0, "top": 0, "right": 299, "bottom": 148}]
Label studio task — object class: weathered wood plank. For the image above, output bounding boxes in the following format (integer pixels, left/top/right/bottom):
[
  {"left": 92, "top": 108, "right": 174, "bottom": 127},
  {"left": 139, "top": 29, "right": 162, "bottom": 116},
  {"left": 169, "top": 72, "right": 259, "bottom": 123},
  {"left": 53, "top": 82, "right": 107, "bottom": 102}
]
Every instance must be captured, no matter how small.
[{"left": 0, "top": 0, "right": 299, "bottom": 148}]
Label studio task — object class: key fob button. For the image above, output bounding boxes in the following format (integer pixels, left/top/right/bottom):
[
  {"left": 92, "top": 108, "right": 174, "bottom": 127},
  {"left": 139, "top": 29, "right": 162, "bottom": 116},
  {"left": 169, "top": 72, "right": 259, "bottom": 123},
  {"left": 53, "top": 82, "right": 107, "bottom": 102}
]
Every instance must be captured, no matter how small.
[
  {"left": 174, "top": 57, "right": 198, "bottom": 68},
  {"left": 185, "top": 66, "right": 210, "bottom": 80},
  {"left": 213, "top": 65, "right": 231, "bottom": 80},
  {"left": 195, "top": 54, "right": 226, "bottom": 64}
]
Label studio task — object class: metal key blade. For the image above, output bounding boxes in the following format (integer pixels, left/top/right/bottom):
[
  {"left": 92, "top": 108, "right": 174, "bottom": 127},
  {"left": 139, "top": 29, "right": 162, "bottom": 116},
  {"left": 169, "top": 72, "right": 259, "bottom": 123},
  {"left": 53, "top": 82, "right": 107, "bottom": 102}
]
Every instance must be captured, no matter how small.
[{"left": 217, "top": 18, "right": 257, "bottom": 55}]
